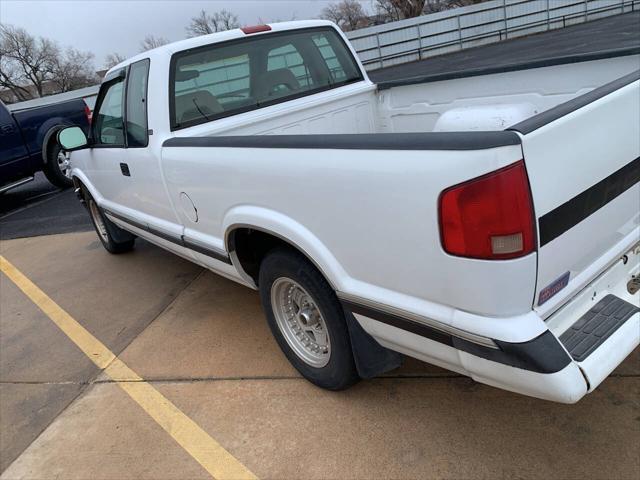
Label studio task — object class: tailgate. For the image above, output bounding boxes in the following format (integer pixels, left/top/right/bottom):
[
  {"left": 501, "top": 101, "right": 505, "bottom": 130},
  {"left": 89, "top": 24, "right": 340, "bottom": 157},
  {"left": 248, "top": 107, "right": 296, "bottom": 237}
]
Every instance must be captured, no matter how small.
[{"left": 511, "top": 70, "right": 640, "bottom": 315}]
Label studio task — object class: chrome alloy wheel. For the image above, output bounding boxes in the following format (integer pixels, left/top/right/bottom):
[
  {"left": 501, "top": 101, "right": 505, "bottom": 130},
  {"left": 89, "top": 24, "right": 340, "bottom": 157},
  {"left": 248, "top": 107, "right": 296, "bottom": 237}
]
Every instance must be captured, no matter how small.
[
  {"left": 271, "top": 277, "right": 331, "bottom": 367},
  {"left": 57, "top": 151, "right": 71, "bottom": 179},
  {"left": 89, "top": 200, "right": 109, "bottom": 243}
]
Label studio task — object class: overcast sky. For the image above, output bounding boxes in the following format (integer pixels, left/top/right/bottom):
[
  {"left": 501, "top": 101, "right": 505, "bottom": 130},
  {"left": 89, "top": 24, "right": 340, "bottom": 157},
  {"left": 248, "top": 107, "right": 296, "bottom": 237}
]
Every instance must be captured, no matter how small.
[{"left": 0, "top": 0, "right": 373, "bottom": 68}]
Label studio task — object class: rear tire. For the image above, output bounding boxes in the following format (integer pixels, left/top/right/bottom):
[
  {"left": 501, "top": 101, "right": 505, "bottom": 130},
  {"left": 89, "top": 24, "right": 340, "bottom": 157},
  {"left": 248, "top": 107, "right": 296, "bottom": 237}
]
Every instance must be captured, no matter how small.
[
  {"left": 259, "top": 248, "right": 359, "bottom": 390},
  {"left": 43, "top": 142, "right": 73, "bottom": 189},
  {"left": 85, "top": 193, "right": 135, "bottom": 254}
]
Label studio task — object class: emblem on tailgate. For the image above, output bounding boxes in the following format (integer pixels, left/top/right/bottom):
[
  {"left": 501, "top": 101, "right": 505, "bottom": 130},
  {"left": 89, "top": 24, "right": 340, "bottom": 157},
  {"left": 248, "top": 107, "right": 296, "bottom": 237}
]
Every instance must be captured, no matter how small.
[{"left": 538, "top": 271, "right": 570, "bottom": 306}]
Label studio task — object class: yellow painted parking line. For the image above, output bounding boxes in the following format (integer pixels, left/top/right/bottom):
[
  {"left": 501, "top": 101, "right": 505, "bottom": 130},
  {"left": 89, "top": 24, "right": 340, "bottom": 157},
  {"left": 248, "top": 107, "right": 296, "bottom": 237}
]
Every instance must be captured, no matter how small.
[{"left": 0, "top": 255, "right": 257, "bottom": 480}]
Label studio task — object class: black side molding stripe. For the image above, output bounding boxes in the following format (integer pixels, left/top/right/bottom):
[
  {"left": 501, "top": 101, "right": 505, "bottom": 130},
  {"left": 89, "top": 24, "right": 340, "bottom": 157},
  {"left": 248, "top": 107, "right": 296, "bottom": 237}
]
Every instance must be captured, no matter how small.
[
  {"left": 163, "top": 131, "right": 522, "bottom": 151},
  {"left": 342, "top": 299, "right": 571, "bottom": 374},
  {"left": 103, "top": 209, "right": 232, "bottom": 264},
  {"left": 342, "top": 299, "right": 454, "bottom": 347},
  {"left": 182, "top": 237, "right": 231, "bottom": 264},
  {"left": 103, "top": 209, "right": 147, "bottom": 233},
  {"left": 539, "top": 156, "right": 640, "bottom": 247},
  {"left": 509, "top": 69, "right": 640, "bottom": 134}
]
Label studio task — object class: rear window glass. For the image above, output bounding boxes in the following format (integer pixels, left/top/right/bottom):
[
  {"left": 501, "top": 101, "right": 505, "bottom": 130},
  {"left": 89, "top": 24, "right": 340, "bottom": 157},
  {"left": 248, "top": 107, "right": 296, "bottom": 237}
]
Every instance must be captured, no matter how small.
[
  {"left": 170, "top": 27, "right": 363, "bottom": 130},
  {"left": 267, "top": 43, "right": 314, "bottom": 89},
  {"left": 312, "top": 33, "right": 348, "bottom": 82}
]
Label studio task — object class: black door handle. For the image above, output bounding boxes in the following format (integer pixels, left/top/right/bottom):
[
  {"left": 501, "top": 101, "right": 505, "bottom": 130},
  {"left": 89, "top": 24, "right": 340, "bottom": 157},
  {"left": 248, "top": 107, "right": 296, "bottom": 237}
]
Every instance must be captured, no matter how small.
[{"left": 120, "top": 163, "right": 130, "bottom": 176}]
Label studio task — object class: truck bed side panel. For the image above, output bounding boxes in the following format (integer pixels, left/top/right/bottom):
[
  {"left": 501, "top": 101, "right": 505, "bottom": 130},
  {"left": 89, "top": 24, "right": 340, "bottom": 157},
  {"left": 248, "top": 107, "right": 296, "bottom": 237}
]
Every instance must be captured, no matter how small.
[{"left": 161, "top": 132, "right": 539, "bottom": 332}]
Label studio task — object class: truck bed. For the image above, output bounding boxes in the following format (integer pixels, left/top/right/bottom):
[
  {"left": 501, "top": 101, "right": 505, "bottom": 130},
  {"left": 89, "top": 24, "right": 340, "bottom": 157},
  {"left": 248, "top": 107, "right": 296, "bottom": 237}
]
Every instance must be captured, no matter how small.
[{"left": 369, "top": 11, "right": 640, "bottom": 88}]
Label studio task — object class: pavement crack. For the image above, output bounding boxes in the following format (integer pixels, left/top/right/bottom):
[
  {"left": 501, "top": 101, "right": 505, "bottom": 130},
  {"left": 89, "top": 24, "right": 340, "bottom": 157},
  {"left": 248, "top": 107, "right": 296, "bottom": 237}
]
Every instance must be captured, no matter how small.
[
  {"left": 0, "top": 381, "right": 93, "bottom": 385},
  {"left": 92, "top": 267, "right": 207, "bottom": 379},
  {"left": 85, "top": 372, "right": 640, "bottom": 385},
  {"left": 93, "top": 375, "right": 303, "bottom": 384}
]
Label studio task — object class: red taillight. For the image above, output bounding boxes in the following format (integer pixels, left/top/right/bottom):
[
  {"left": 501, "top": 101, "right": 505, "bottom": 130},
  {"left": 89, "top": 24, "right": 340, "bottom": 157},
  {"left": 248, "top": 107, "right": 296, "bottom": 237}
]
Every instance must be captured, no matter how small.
[
  {"left": 241, "top": 25, "right": 271, "bottom": 34},
  {"left": 84, "top": 103, "right": 92, "bottom": 125},
  {"left": 439, "top": 160, "right": 535, "bottom": 260}
]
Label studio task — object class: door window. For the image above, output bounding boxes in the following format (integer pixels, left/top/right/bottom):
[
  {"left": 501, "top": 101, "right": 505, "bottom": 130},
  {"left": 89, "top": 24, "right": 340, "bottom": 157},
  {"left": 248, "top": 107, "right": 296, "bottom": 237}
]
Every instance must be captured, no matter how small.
[
  {"left": 93, "top": 78, "right": 125, "bottom": 146},
  {"left": 126, "top": 59, "right": 150, "bottom": 147}
]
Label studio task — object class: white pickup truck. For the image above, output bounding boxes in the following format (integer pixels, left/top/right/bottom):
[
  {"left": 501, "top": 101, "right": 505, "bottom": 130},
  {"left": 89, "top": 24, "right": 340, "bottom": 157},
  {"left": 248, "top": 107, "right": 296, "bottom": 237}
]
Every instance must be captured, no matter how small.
[{"left": 58, "top": 20, "right": 640, "bottom": 403}]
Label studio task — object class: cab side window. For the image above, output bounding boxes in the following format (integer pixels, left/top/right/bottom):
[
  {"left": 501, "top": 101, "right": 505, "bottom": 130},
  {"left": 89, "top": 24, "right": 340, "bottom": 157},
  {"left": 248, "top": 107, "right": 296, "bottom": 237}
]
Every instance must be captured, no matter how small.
[
  {"left": 126, "top": 59, "right": 150, "bottom": 147},
  {"left": 93, "top": 77, "right": 125, "bottom": 146}
]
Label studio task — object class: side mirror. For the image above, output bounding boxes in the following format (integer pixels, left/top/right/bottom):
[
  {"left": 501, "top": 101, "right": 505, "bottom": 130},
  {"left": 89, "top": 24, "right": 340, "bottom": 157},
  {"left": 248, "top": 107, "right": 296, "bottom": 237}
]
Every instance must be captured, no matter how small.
[{"left": 58, "top": 126, "right": 88, "bottom": 151}]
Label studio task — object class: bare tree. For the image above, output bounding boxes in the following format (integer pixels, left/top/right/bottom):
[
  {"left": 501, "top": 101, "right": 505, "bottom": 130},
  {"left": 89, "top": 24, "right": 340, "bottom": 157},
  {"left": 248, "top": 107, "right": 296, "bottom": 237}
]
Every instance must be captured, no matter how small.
[
  {"left": 0, "top": 23, "right": 58, "bottom": 99},
  {"left": 375, "top": 0, "right": 489, "bottom": 22},
  {"left": 51, "top": 48, "right": 98, "bottom": 92},
  {"left": 423, "top": 0, "right": 453, "bottom": 14},
  {"left": 0, "top": 23, "right": 97, "bottom": 100},
  {"left": 0, "top": 49, "right": 32, "bottom": 101},
  {"left": 447, "top": 0, "right": 488, "bottom": 7},
  {"left": 402, "top": 0, "right": 427, "bottom": 17},
  {"left": 186, "top": 10, "right": 211, "bottom": 36},
  {"left": 185, "top": 9, "right": 240, "bottom": 37},
  {"left": 374, "top": 0, "right": 403, "bottom": 22},
  {"left": 104, "top": 52, "right": 126, "bottom": 69},
  {"left": 375, "top": 0, "right": 425, "bottom": 20},
  {"left": 139, "top": 34, "right": 169, "bottom": 52},
  {"left": 320, "top": 3, "right": 343, "bottom": 26},
  {"left": 321, "top": 0, "right": 367, "bottom": 31}
]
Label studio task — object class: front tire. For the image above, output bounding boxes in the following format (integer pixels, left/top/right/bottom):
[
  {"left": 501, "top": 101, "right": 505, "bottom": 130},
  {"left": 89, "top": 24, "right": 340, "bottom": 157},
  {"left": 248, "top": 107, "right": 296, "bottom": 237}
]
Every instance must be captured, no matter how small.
[
  {"left": 259, "top": 248, "right": 359, "bottom": 390},
  {"left": 43, "top": 142, "right": 73, "bottom": 188},
  {"left": 86, "top": 194, "right": 135, "bottom": 254}
]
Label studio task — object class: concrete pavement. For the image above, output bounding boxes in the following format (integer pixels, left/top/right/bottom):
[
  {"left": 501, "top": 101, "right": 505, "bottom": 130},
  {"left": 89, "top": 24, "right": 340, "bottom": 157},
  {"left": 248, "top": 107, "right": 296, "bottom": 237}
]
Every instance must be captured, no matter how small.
[
  {"left": 0, "top": 232, "right": 201, "bottom": 473},
  {"left": 1, "top": 231, "right": 639, "bottom": 479}
]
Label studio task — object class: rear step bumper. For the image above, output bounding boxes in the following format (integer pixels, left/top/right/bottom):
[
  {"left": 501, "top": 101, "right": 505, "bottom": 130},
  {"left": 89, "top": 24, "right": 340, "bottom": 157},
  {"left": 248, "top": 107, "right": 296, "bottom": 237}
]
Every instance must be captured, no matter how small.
[
  {"left": 546, "top": 242, "right": 640, "bottom": 395},
  {"left": 345, "top": 242, "right": 639, "bottom": 403},
  {"left": 560, "top": 295, "right": 638, "bottom": 362},
  {"left": 483, "top": 241, "right": 639, "bottom": 402},
  {"left": 575, "top": 302, "right": 639, "bottom": 393}
]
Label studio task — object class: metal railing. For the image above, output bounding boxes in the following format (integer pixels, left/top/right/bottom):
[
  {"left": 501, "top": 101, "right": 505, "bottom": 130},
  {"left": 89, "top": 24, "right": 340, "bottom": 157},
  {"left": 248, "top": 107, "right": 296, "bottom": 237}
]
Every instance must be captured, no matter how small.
[{"left": 347, "top": 0, "right": 640, "bottom": 70}]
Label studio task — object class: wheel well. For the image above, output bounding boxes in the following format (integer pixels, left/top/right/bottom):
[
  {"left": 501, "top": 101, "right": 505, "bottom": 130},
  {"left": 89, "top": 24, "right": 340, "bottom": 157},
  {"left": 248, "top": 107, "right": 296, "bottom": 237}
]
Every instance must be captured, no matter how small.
[
  {"left": 229, "top": 228, "right": 319, "bottom": 286},
  {"left": 42, "top": 126, "right": 62, "bottom": 163}
]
